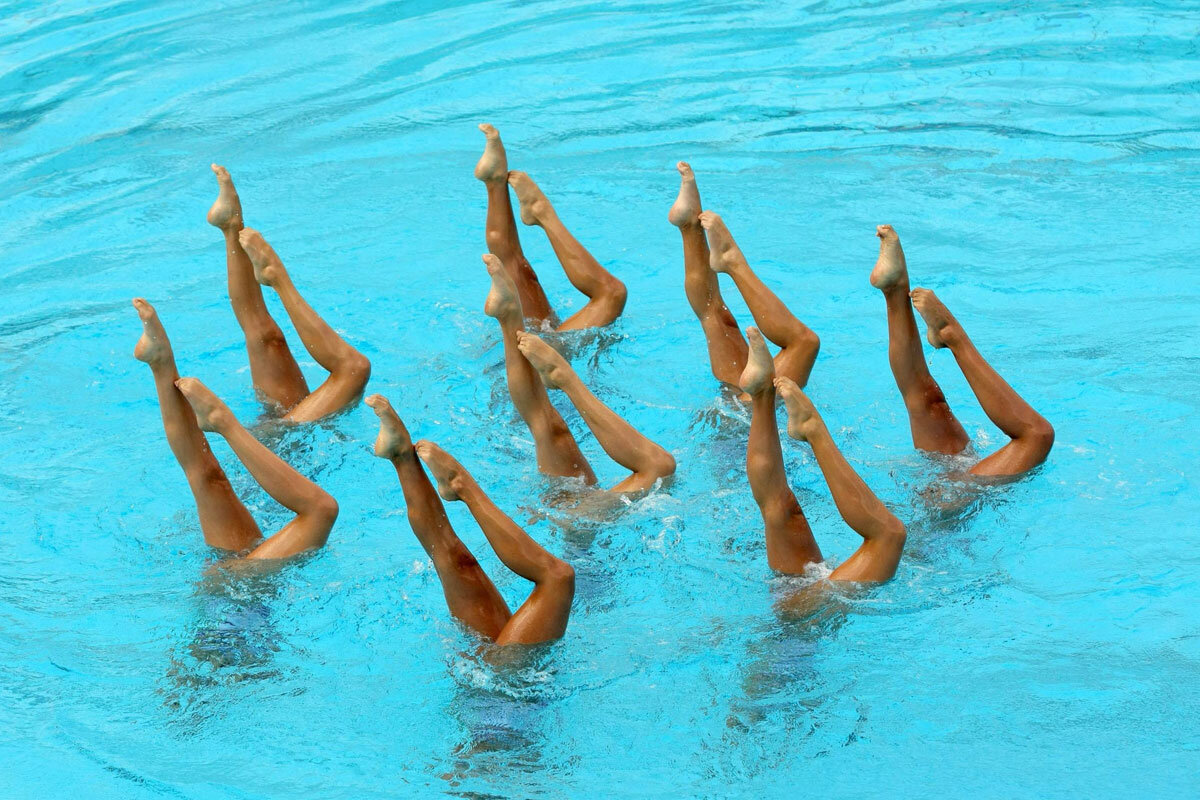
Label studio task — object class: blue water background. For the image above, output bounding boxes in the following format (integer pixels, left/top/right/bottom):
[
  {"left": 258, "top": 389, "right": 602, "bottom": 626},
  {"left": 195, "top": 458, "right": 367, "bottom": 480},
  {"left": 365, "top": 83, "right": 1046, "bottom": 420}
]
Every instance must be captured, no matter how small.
[{"left": 1, "top": 1, "right": 1198, "bottom": 797}]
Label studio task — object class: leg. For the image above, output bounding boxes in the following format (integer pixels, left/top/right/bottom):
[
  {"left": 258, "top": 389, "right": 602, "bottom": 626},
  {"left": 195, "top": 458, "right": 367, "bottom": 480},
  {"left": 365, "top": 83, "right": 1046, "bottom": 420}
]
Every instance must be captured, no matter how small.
[
  {"left": 366, "top": 395, "right": 512, "bottom": 639},
  {"left": 911, "top": 289, "right": 1055, "bottom": 477},
  {"left": 239, "top": 229, "right": 372, "bottom": 423},
  {"left": 777, "top": 378, "right": 906, "bottom": 583},
  {"left": 701, "top": 212, "right": 820, "bottom": 387},
  {"left": 206, "top": 165, "right": 309, "bottom": 410},
  {"left": 516, "top": 332, "right": 676, "bottom": 493},
  {"left": 739, "top": 328, "right": 823, "bottom": 573},
  {"left": 475, "top": 124, "right": 555, "bottom": 325},
  {"left": 174, "top": 378, "right": 339, "bottom": 559},
  {"left": 483, "top": 255, "right": 596, "bottom": 483},
  {"left": 132, "top": 299, "right": 263, "bottom": 552},
  {"left": 417, "top": 442, "right": 574, "bottom": 645},
  {"left": 509, "top": 171, "right": 627, "bottom": 330},
  {"left": 668, "top": 162, "right": 748, "bottom": 385},
  {"left": 869, "top": 225, "right": 970, "bottom": 453}
]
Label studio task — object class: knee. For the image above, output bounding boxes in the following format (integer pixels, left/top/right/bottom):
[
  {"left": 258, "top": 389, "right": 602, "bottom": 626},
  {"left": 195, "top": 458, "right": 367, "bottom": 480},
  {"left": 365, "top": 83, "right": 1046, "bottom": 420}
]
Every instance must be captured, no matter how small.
[
  {"left": 761, "top": 494, "right": 803, "bottom": 528},
  {"left": 249, "top": 324, "right": 289, "bottom": 352},
  {"left": 791, "top": 325, "right": 820, "bottom": 355},
  {"left": 308, "top": 493, "right": 339, "bottom": 525},
  {"left": 1023, "top": 418, "right": 1055, "bottom": 456},
  {"left": 646, "top": 448, "right": 676, "bottom": 481},
  {"left": 186, "top": 461, "right": 230, "bottom": 488},
  {"left": 906, "top": 378, "right": 949, "bottom": 412},
  {"left": 485, "top": 229, "right": 505, "bottom": 251},
  {"left": 596, "top": 276, "right": 627, "bottom": 315},
  {"left": 332, "top": 350, "right": 371, "bottom": 389},
  {"left": 543, "top": 558, "right": 575, "bottom": 591}
]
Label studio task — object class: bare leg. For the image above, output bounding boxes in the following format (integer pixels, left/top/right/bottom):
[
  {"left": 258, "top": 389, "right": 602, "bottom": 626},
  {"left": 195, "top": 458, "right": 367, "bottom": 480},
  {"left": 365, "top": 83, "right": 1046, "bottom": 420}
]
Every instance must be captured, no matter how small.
[
  {"left": 777, "top": 378, "right": 906, "bottom": 583},
  {"left": 133, "top": 299, "right": 263, "bottom": 552},
  {"left": 701, "top": 212, "right": 820, "bottom": 387},
  {"left": 366, "top": 395, "right": 512, "bottom": 638},
  {"left": 206, "top": 165, "right": 309, "bottom": 410},
  {"left": 516, "top": 332, "right": 676, "bottom": 493},
  {"left": 483, "top": 255, "right": 596, "bottom": 483},
  {"left": 911, "top": 289, "right": 1055, "bottom": 477},
  {"left": 239, "top": 229, "right": 372, "bottom": 423},
  {"left": 739, "top": 328, "right": 822, "bottom": 573},
  {"left": 509, "top": 171, "right": 627, "bottom": 330},
  {"left": 475, "top": 124, "right": 555, "bottom": 325},
  {"left": 870, "top": 225, "right": 970, "bottom": 454},
  {"left": 418, "top": 441, "right": 574, "bottom": 645},
  {"left": 668, "top": 162, "right": 747, "bottom": 385},
  {"left": 175, "top": 378, "right": 338, "bottom": 559}
]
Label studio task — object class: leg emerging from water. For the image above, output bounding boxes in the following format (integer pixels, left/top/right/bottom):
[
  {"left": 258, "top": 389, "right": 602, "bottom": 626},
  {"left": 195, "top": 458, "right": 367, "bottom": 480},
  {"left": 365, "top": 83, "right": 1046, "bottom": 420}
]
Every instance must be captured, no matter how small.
[
  {"left": 367, "top": 395, "right": 512, "bottom": 638},
  {"left": 669, "top": 163, "right": 747, "bottom": 385},
  {"left": 740, "top": 328, "right": 823, "bottom": 573},
  {"left": 239, "top": 229, "right": 371, "bottom": 423},
  {"left": 911, "top": 289, "right": 1055, "bottom": 477},
  {"left": 207, "top": 165, "right": 309, "bottom": 410},
  {"left": 870, "top": 225, "right": 969, "bottom": 454},
  {"left": 483, "top": 255, "right": 596, "bottom": 483},
  {"left": 476, "top": 124, "right": 555, "bottom": 325},
  {"left": 509, "top": 171, "right": 627, "bottom": 330},
  {"left": 133, "top": 299, "right": 262, "bottom": 552},
  {"left": 418, "top": 441, "right": 574, "bottom": 645},
  {"left": 701, "top": 212, "right": 820, "bottom": 387},
  {"left": 777, "top": 378, "right": 906, "bottom": 583},
  {"left": 174, "top": 378, "right": 339, "bottom": 559},
  {"left": 516, "top": 332, "right": 676, "bottom": 493}
]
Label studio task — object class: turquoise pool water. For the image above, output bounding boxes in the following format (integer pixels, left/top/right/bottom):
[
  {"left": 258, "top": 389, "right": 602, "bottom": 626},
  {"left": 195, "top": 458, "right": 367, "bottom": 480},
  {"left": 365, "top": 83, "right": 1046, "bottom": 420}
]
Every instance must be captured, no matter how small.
[{"left": 2, "top": 1, "right": 1198, "bottom": 796}]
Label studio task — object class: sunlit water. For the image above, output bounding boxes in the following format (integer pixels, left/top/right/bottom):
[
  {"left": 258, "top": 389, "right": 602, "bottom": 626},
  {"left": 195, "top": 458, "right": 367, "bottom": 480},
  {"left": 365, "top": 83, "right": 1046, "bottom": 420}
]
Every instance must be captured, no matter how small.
[{"left": 2, "top": 1, "right": 1198, "bottom": 797}]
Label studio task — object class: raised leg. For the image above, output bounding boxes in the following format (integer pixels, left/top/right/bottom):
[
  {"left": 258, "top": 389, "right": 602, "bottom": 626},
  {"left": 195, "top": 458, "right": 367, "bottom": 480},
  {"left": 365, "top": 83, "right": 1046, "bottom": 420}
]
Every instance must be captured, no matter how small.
[
  {"left": 668, "top": 162, "right": 747, "bottom": 385},
  {"left": 475, "top": 124, "right": 555, "bottom": 325},
  {"left": 366, "top": 395, "right": 512, "bottom": 639},
  {"left": 483, "top": 255, "right": 596, "bottom": 483},
  {"left": 911, "top": 289, "right": 1055, "bottom": 477},
  {"left": 132, "top": 299, "right": 263, "bottom": 552},
  {"left": 509, "top": 171, "right": 627, "bottom": 330},
  {"left": 417, "top": 441, "right": 574, "bottom": 645},
  {"left": 739, "top": 328, "right": 823, "bottom": 573},
  {"left": 777, "top": 378, "right": 906, "bottom": 583},
  {"left": 175, "top": 378, "right": 339, "bottom": 559},
  {"left": 516, "top": 332, "right": 676, "bottom": 493},
  {"left": 869, "top": 225, "right": 970, "bottom": 453},
  {"left": 700, "top": 211, "right": 820, "bottom": 387},
  {"left": 206, "top": 165, "right": 309, "bottom": 410},
  {"left": 239, "top": 229, "right": 372, "bottom": 423}
]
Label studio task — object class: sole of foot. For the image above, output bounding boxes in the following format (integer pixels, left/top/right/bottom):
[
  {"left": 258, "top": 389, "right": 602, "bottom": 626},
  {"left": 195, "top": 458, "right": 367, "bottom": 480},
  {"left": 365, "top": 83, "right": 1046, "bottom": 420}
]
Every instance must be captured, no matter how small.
[
  {"left": 515, "top": 331, "right": 571, "bottom": 389},
  {"left": 414, "top": 441, "right": 463, "bottom": 501},
  {"left": 668, "top": 161, "right": 701, "bottom": 228},
  {"left": 132, "top": 298, "right": 171, "bottom": 365},
  {"left": 237, "top": 228, "right": 284, "bottom": 286},
  {"left": 474, "top": 123, "right": 508, "bottom": 183},
  {"left": 174, "top": 377, "right": 231, "bottom": 432},
  {"left": 482, "top": 253, "right": 522, "bottom": 321},
  {"left": 775, "top": 377, "right": 819, "bottom": 441},
  {"left": 206, "top": 164, "right": 243, "bottom": 230},
  {"left": 365, "top": 394, "right": 412, "bottom": 459},
  {"left": 869, "top": 224, "right": 908, "bottom": 291},
  {"left": 698, "top": 211, "right": 740, "bottom": 273},
  {"left": 910, "top": 288, "right": 958, "bottom": 349},
  {"left": 507, "top": 171, "right": 551, "bottom": 226},
  {"left": 738, "top": 327, "right": 774, "bottom": 395}
]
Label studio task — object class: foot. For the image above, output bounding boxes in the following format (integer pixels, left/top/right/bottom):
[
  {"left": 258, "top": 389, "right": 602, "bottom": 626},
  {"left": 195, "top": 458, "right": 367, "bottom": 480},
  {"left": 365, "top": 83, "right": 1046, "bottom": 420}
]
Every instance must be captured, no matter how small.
[
  {"left": 738, "top": 327, "right": 774, "bottom": 395},
  {"left": 910, "top": 288, "right": 962, "bottom": 349},
  {"left": 482, "top": 254, "right": 522, "bottom": 323},
  {"left": 869, "top": 224, "right": 908, "bottom": 291},
  {"left": 206, "top": 164, "right": 243, "bottom": 231},
  {"left": 474, "top": 123, "right": 509, "bottom": 183},
  {"left": 775, "top": 377, "right": 821, "bottom": 441},
  {"left": 365, "top": 394, "right": 413, "bottom": 459},
  {"left": 507, "top": 171, "right": 552, "bottom": 226},
  {"left": 698, "top": 211, "right": 744, "bottom": 274},
  {"left": 132, "top": 298, "right": 172, "bottom": 367},
  {"left": 668, "top": 161, "right": 701, "bottom": 228},
  {"left": 515, "top": 331, "right": 573, "bottom": 389},
  {"left": 414, "top": 441, "right": 467, "bottom": 501},
  {"left": 174, "top": 377, "right": 234, "bottom": 432},
  {"left": 238, "top": 228, "right": 285, "bottom": 286}
]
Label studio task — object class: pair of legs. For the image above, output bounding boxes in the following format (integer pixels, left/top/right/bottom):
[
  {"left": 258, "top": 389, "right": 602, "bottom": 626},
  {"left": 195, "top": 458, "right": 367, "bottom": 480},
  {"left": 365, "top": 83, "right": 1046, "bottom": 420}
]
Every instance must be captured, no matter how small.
[
  {"left": 668, "top": 163, "right": 820, "bottom": 389},
  {"left": 482, "top": 254, "right": 676, "bottom": 493},
  {"left": 741, "top": 327, "right": 906, "bottom": 583},
  {"left": 367, "top": 395, "right": 573, "bottom": 645},
  {"left": 475, "top": 124, "right": 627, "bottom": 330},
  {"left": 133, "top": 300, "right": 338, "bottom": 560},
  {"left": 207, "top": 166, "right": 371, "bottom": 422},
  {"left": 870, "top": 226, "right": 1055, "bottom": 477}
]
